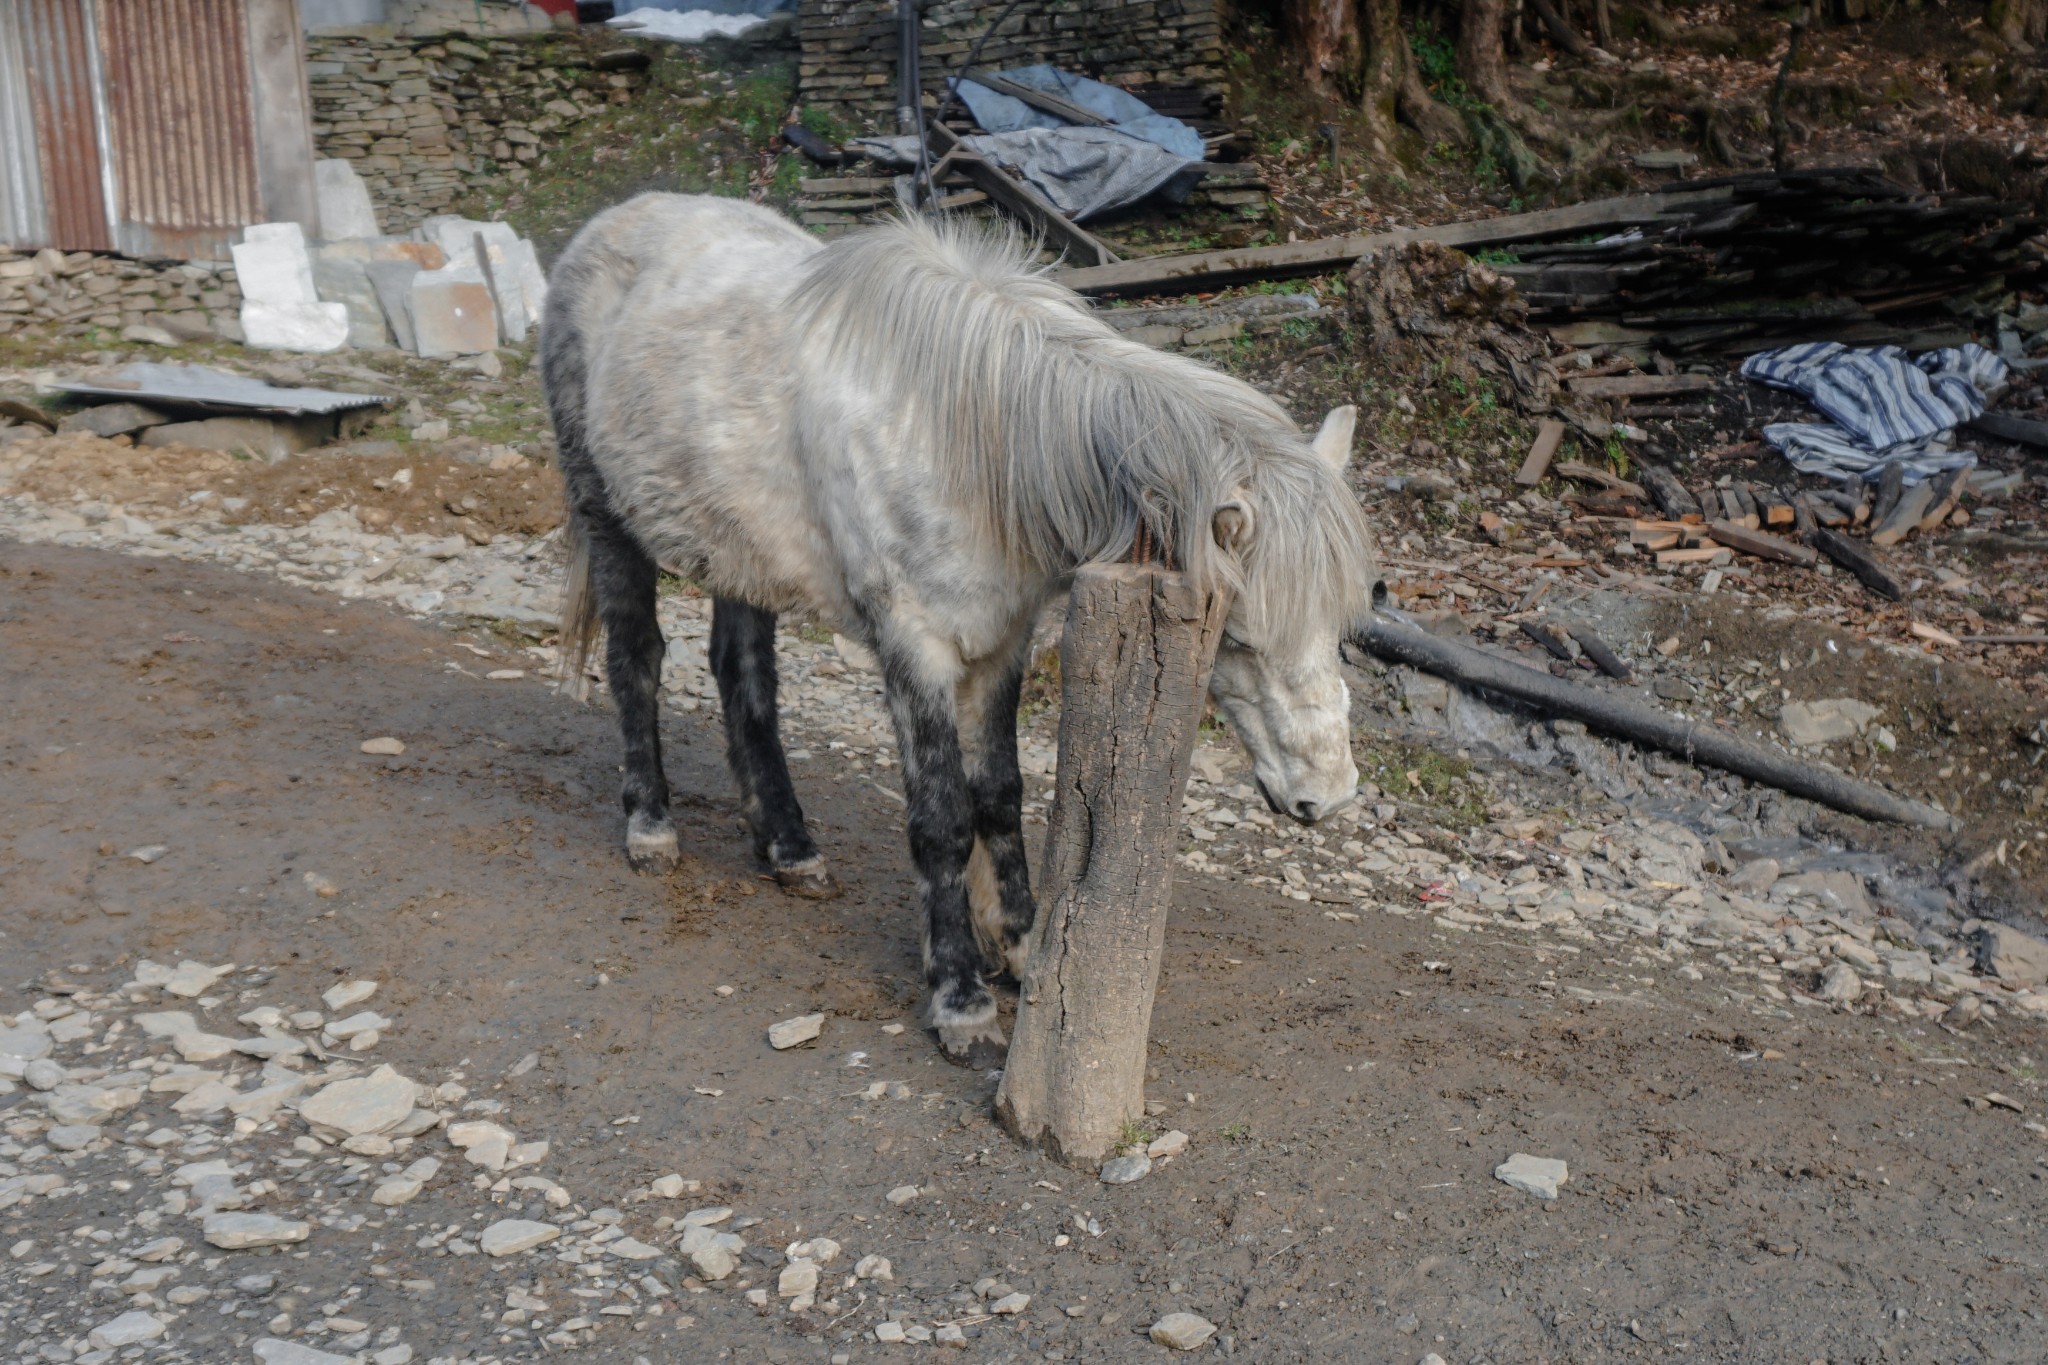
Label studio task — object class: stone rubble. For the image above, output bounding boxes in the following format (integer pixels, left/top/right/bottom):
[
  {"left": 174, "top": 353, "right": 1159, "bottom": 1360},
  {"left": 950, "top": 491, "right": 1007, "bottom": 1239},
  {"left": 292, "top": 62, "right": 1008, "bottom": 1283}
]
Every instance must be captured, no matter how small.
[
  {"left": 3, "top": 436, "right": 2043, "bottom": 1040},
  {"left": 0, "top": 948, "right": 1047, "bottom": 1362}
]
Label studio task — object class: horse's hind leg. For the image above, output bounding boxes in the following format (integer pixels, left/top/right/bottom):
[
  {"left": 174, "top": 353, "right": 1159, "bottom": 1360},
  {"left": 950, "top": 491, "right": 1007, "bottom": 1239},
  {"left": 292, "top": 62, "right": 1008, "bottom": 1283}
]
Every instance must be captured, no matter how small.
[
  {"left": 958, "top": 637, "right": 1037, "bottom": 983},
  {"left": 709, "top": 599, "right": 839, "bottom": 899},
  {"left": 588, "top": 514, "right": 675, "bottom": 872}
]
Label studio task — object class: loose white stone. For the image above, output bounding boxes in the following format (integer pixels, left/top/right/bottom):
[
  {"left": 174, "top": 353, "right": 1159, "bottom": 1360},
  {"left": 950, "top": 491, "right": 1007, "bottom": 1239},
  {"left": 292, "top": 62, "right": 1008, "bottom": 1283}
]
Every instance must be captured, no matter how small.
[
  {"left": 163, "top": 960, "right": 233, "bottom": 997},
  {"left": 323, "top": 980, "right": 380, "bottom": 1010},
  {"left": 204, "top": 1212, "right": 311, "bottom": 1249},
  {"left": 298, "top": 1065, "right": 417, "bottom": 1137},
  {"left": 678, "top": 1204, "right": 732, "bottom": 1228},
  {"left": 45, "top": 1123, "right": 100, "bottom": 1150},
  {"left": 991, "top": 1291, "right": 1031, "bottom": 1314},
  {"left": 0, "top": 1024, "right": 51, "bottom": 1065},
  {"left": 1100, "top": 1154, "right": 1152, "bottom": 1185},
  {"left": 133, "top": 1236, "right": 184, "bottom": 1262},
  {"left": 689, "top": 1245, "right": 736, "bottom": 1281},
  {"left": 649, "top": 1173, "right": 697, "bottom": 1199},
  {"left": 934, "top": 1323, "right": 967, "bottom": 1347},
  {"left": 88, "top": 1311, "right": 166, "bottom": 1350},
  {"left": 254, "top": 1340, "right": 355, "bottom": 1365},
  {"left": 1494, "top": 1153, "right": 1569, "bottom": 1200},
  {"left": 126, "top": 844, "right": 170, "bottom": 864},
  {"left": 607, "top": 1236, "right": 661, "bottom": 1260},
  {"left": 325, "top": 1010, "right": 390, "bottom": 1039},
  {"left": 885, "top": 1184, "right": 920, "bottom": 1206},
  {"left": 447, "top": 1118, "right": 514, "bottom": 1149},
  {"left": 874, "top": 1320, "right": 907, "bottom": 1343},
  {"left": 854, "top": 1254, "right": 893, "bottom": 1281},
  {"left": 779, "top": 1259, "right": 820, "bottom": 1297},
  {"left": 359, "top": 738, "right": 405, "bottom": 756},
  {"left": 1819, "top": 961, "right": 1863, "bottom": 1004},
  {"left": 1147, "top": 1129, "right": 1190, "bottom": 1158},
  {"left": 22, "top": 1058, "right": 63, "bottom": 1091},
  {"left": 768, "top": 1013, "right": 825, "bottom": 1049},
  {"left": 1150, "top": 1313, "right": 1218, "bottom": 1350},
  {"left": 480, "top": 1219, "right": 561, "bottom": 1256}
]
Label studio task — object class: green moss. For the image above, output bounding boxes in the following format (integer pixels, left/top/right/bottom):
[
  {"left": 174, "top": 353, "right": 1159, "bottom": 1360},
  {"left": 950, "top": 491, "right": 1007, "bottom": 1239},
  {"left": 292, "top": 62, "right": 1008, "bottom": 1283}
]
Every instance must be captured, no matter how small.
[{"left": 459, "top": 48, "right": 800, "bottom": 260}]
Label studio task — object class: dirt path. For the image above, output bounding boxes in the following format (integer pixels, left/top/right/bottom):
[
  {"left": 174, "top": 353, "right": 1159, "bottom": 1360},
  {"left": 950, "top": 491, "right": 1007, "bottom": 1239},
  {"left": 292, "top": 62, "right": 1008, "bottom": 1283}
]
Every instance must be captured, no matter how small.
[{"left": 3, "top": 539, "right": 2046, "bottom": 1365}]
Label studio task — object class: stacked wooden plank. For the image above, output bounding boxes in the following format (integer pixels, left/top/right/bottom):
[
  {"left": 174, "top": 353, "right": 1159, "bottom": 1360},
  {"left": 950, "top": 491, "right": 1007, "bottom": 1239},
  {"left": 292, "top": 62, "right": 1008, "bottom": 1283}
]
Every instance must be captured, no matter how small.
[{"left": 1500, "top": 168, "right": 2043, "bottom": 355}]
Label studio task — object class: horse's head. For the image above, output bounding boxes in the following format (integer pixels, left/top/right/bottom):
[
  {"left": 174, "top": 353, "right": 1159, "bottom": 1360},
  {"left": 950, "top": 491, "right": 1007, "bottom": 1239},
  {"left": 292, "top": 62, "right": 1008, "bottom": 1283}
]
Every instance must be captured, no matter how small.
[{"left": 1205, "top": 405, "right": 1366, "bottom": 825}]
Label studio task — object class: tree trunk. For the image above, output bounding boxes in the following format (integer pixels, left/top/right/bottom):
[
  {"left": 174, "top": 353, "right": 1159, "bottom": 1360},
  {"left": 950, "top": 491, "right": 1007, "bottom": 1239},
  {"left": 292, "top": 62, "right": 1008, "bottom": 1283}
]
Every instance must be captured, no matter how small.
[
  {"left": 1287, "top": 0, "right": 1365, "bottom": 97},
  {"left": 992, "top": 565, "right": 1227, "bottom": 1167},
  {"left": 1366, "top": 0, "right": 1464, "bottom": 146},
  {"left": 1458, "top": 0, "right": 1515, "bottom": 109},
  {"left": 1989, "top": 0, "right": 2048, "bottom": 46}
]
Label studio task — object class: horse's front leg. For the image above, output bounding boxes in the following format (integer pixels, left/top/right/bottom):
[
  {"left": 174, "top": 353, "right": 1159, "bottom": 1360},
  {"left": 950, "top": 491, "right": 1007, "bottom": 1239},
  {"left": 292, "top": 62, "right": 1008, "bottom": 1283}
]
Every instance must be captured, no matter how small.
[
  {"left": 957, "top": 635, "right": 1037, "bottom": 983},
  {"left": 881, "top": 641, "right": 1005, "bottom": 1068}
]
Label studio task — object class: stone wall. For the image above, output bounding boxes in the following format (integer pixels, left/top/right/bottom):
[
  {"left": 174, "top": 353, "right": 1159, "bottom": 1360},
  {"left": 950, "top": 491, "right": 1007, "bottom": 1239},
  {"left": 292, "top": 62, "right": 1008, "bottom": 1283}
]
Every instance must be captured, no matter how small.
[
  {"left": 306, "top": 31, "right": 651, "bottom": 234},
  {"left": 0, "top": 249, "right": 241, "bottom": 342},
  {"left": 798, "top": 0, "right": 1224, "bottom": 129}
]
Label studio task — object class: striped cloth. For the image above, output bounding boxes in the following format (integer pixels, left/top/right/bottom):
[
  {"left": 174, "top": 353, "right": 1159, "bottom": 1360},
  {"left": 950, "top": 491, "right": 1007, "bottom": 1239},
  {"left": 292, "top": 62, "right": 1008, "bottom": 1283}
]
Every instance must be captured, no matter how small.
[{"left": 1740, "top": 341, "right": 2005, "bottom": 484}]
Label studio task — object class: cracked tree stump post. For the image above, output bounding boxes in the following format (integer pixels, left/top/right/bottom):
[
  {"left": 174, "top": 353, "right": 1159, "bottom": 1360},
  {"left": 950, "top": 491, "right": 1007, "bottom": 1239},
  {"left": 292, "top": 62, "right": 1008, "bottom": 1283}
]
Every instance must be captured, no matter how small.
[{"left": 994, "top": 563, "right": 1228, "bottom": 1166}]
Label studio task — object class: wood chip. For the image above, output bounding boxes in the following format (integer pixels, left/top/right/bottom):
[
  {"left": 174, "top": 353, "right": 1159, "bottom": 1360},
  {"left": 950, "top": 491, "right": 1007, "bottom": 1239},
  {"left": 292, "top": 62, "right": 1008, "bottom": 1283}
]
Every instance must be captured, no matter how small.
[{"left": 1516, "top": 419, "right": 1566, "bottom": 486}]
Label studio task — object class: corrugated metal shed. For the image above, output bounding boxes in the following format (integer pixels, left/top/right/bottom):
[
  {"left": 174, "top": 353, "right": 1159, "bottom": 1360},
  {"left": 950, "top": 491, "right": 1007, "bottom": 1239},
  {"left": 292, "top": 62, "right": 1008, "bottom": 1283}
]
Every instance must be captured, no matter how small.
[{"left": 0, "top": 0, "right": 319, "bottom": 261}]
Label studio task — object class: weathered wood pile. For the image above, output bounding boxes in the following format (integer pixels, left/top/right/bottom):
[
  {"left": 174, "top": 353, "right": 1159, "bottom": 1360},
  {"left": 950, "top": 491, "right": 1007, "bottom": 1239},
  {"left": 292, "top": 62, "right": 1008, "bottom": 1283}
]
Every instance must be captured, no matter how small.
[
  {"left": 1512, "top": 424, "right": 1983, "bottom": 610},
  {"left": 1503, "top": 167, "right": 2045, "bottom": 356}
]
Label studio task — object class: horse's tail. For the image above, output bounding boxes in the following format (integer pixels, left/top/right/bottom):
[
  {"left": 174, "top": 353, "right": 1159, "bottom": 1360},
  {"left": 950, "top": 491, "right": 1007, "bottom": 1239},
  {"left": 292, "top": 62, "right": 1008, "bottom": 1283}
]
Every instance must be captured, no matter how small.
[
  {"left": 555, "top": 510, "right": 598, "bottom": 702},
  {"left": 539, "top": 221, "right": 633, "bottom": 703}
]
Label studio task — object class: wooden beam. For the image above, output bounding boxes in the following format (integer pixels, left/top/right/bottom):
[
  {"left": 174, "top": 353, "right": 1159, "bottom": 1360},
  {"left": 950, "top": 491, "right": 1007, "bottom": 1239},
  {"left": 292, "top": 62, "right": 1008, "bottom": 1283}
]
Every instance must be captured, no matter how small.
[
  {"left": 1516, "top": 418, "right": 1566, "bottom": 486},
  {"left": 1707, "top": 519, "right": 1819, "bottom": 567},
  {"left": 1052, "top": 186, "right": 1734, "bottom": 296},
  {"left": 926, "top": 122, "right": 1118, "bottom": 268},
  {"left": 1565, "top": 373, "right": 1717, "bottom": 400},
  {"left": 1552, "top": 459, "right": 1647, "bottom": 499},
  {"left": 1967, "top": 410, "right": 2048, "bottom": 449},
  {"left": 1810, "top": 526, "right": 1906, "bottom": 599},
  {"left": 1352, "top": 615, "right": 1958, "bottom": 831},
  {"left": 961, "top": 69, "right": 1112, "bottom": 127}
]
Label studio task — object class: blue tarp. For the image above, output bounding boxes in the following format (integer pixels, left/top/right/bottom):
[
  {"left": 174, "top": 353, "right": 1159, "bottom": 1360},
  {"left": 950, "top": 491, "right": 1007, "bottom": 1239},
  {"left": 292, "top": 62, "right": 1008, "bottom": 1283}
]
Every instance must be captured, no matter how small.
[{"left": 950, "top": 64, "right": 1206, "bottom": 162}]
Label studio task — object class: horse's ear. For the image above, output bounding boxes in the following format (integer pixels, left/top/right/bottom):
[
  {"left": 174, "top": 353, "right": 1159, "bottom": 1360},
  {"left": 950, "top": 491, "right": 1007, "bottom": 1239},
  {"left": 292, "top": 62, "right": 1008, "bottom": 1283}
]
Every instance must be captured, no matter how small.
[
  {"left": 1311, "top": 405, "right": 1357, "bottom": 470},
  {"left": 1212, "top": 498, "right": 1254, "bottom": 556}
]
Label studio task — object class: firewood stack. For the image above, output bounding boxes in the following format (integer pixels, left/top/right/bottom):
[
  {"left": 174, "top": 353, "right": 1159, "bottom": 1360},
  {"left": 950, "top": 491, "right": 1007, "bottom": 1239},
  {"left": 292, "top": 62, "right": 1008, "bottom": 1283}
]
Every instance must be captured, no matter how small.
[{"left": 1498, "top": 168, "right": 2045, "bottom": 356}]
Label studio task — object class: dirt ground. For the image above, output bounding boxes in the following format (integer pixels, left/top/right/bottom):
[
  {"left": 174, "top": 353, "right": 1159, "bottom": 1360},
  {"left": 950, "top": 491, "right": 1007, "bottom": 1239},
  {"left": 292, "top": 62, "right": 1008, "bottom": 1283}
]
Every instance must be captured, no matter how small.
[{"left": 5, "top": 540, "right": 2047, "bottom": 1363}]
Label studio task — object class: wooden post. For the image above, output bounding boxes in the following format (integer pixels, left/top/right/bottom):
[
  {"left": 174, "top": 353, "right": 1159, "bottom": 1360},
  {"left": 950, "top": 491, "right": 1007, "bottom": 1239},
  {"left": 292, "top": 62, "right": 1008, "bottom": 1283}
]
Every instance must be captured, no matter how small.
[{"left": 993, "top": 564, "right": 1227, "bottom": 1166}]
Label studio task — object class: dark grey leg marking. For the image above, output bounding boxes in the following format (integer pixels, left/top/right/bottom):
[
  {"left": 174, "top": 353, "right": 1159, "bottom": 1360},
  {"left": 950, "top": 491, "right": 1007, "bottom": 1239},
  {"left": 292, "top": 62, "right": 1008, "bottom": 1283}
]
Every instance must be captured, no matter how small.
[
  {"left": 587, "top": 512, "right": 675, "bottom": 872},
  {"left": 881, "top": 644, "right": 1005, "bottom": 1068},
  {"left": 959, "top": 647, "right": 1036, "bottom": 982},
  {"left": 710, "top": 599, "right": 838, "bottom": 899}
]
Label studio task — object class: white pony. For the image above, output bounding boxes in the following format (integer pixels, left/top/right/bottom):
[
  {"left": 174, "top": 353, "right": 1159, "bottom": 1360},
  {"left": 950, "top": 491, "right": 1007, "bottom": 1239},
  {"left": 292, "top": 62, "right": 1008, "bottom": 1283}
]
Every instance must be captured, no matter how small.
[{"left": 541, "top": 194, "right": 1380, "bottom": 1065}]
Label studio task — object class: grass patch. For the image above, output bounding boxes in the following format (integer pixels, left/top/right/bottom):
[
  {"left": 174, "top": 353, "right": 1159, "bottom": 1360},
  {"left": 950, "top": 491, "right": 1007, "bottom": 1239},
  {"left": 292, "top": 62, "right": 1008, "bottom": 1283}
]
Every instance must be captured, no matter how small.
[
  {"left": 459, "top": 47, "right": 800, "bottom": 260},
  {"left": 1357, "top": 740, "right": 1488, "bottom": 828}
]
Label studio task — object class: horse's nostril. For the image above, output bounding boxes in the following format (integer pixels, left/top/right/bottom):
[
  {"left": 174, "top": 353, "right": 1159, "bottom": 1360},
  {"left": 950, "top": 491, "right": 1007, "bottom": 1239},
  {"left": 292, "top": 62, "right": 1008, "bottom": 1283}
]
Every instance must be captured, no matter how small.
[{"left": 1293, "top": 799, "right": 1319, "bottom": 824}]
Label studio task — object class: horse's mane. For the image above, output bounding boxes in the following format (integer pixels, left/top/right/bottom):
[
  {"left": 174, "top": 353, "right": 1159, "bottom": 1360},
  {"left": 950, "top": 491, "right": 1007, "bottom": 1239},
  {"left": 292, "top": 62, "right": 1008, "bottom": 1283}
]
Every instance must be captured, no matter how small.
[{"left": 785, "top": 214, "right": 1378, "bottom": 650}]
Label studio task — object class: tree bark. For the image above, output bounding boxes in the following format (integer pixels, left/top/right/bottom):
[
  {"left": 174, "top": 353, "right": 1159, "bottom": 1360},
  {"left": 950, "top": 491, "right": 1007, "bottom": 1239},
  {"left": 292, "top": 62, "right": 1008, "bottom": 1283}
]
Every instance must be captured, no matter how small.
[
  {"left": 1990, "top": 0, "right": 2048, "bottom": 47},
  {"left": 1458, "top": 0, "right": 1516, "bottom": 109},
  {"left": 993, "top": 565, "right": 1228, "bottom": 1167},
  {"left": 1288, "top": 0, "right": 1365, "bottom": 97}
]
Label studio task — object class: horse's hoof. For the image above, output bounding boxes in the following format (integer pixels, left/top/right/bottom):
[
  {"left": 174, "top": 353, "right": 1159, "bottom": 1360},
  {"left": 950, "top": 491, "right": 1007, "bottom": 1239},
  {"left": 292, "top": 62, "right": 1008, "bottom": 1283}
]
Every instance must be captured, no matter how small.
[
  {"left": 625, "top": 819, "right": 679, "bottom": 874},
  {"left": 934, "top": 1019, "right": 1008, "bottom": 1070},
  {"left": 774, "top": 860, "right": 843, "bottom": 900}
]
